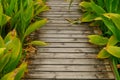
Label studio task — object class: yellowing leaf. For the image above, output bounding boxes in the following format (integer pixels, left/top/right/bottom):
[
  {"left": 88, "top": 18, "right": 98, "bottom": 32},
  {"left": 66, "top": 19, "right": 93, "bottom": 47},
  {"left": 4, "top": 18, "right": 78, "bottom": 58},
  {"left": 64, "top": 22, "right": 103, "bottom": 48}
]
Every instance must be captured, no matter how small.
[
  {"left": 97, "top": 48, "right": 110, "bottom": 58},
  {"left": 81, "top": 12, "right": 97, "bottom": 22},
  {"left": 88, "top": 35, "right": 108, "bottom": 46},
  {"left": 106, "top": 46, "right": 120, "bottom": 58},
  {"left": 107, "top": 35, "right": 118, "bottom": 46},
  {"left": 0, "top": 48, "right": 6, "bottom": 57},
  {"left": 0, "top": 36, "right": 5, "bottom": 48},
  {"left": 104, "top": 13, "right": 120, "bottom": 31},
  {"left": 1, "top": 62, "right": 27, "bottom": 80},
  {"left": 24, "top": 19, "right": 47, "bottom": 38},
  {"left": 30, "top": 40, "right": 47, "bottom": 46}
]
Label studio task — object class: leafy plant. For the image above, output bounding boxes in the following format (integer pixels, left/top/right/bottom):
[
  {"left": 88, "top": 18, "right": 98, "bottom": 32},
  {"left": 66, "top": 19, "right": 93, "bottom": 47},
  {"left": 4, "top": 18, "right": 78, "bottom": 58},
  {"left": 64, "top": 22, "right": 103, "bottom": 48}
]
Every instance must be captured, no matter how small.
[
  {"left": 0, "top": 0, "right": 48, "bottom": 79},
  {"left": 78, "top": 0, "right": 120, "bottom": 78}
]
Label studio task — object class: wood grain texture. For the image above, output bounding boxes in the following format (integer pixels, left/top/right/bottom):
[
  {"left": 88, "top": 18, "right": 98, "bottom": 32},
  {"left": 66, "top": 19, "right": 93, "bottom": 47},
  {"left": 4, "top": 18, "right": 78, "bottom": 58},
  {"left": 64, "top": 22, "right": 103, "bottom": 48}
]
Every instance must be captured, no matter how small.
[{"left": 25, "top": 0, "right": 115, "bottom": 80}]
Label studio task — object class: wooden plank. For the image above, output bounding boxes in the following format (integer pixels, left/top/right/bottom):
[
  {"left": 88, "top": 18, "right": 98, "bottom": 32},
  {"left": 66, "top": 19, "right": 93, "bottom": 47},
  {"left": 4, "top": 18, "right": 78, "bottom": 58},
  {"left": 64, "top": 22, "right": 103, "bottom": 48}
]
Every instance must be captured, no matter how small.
[
  {"left": 30, "top": 59, "right": 109, "bottom": 65},
  {"left": 31, "top": 53, "right": 97, "bottom": 59},
  {"left": 28, "top": 65, "right": 112, "bottom": 72},
  {"left": 26, "top": 72, "right": 114, "bottom": 79},
  {"left": 40, "top": 25, "right": 91, "bottom": 30},
  {"left": 38, "top": 48, "right": 99, "bottom": 53},
  {"left": 38, "top": 42, "right": 97, "bottom": 48},
  {"left": 38, "top": 38, "right": 89, "bottom": 42},
  {"left": 38, "top": 34, "right": 89, "bottom": 38},
  {"left": 40, "top": 15, "right": 81, "bottom": 18},
  {"left": 39, "top": 30, "right": 92, "bottom": 34},
  {"left": 43, "top": 11, "right": 80, "bottom": 15}
]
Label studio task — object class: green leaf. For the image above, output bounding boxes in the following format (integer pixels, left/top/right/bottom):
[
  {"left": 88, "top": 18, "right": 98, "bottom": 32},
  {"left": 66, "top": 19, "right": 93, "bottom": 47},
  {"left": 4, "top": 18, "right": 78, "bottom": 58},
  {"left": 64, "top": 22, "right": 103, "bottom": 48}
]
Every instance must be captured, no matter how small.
[
  {"left": 79, "top": 1, "right": 91, "bottom": 11},
  {"left": 104, "top": 13, "right": 120, "bottom": 31},
  {"left": 4, "top": 37, "right": 21, "bottom": 73},
  {"left": 0, "top": 48, "right": 6, "bottom": 57},
  {"left": 1, "top": 62, "right": 27, "bottom": 80},
  {"left": 29, "top": 40, "right": 47, "bottom": 46},
  {"left": 106, "top": 46, "right": 120, "bottom": 58},
  {"left": 15, "top": 62, "right": 27, "bottom": 80},
  {"left": 0, "top": 3, "right": 3, "bottom": 26},
  {"left": 107, "top": 35, "right": 118, "bottom": 46},
  {"left": 102, "top": 16, "right": 120, "bottom": 41},
  {"left": 4, "top": 30, "right": 17, "bottom": 43},
  {"left": 97, "top": 48, "right": 110, "bottom": 58},
  {"left": 0, "top": 36, "right": 5, "bottom": 48},
  {"left": 88, "top": 35, "right": 108, "bottom": 46},
  {"left": 0, "top": 51, "right": 11, "bottom": 72},
  {"left": 81, "top": 12, "right": 97, "bottom": 22},
  {"left": 24, "top": 19, "right": 47, "bottom": 38},
  {"left": 90, "top": 0, "right": 106, "bottom": 15}
]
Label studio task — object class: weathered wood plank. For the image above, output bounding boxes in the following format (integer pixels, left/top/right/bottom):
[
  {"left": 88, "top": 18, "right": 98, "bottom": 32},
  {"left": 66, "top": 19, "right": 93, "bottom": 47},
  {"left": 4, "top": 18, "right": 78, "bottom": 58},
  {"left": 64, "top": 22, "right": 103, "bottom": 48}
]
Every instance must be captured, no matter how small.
[
  {"left": 38, "top": 42, "right": 97, "bottom": 48},
  {"left": 28, "top": 65, "right": 112, "bottom": 72},
  {"left": 38, "top": 34, "right": 89, "bottom": 38},
  {"left": 26, "top": 72, "right": 114, "bottom": 79},
  {"left": 39, "top": 30, "right": 92, "bottom": 34},
  {"left": 31, "top": 53, "right": 97, "bottom": 59},
  {"left": 38, "top": 38, "right": 89, "bottom": 42},
  {"left": 43, "top": 11, "right": 80, "bottom": 15},
  {"left": 30, "top": 59, "right": 109, "bottom": 65},
  {"left": 40, "top": 25, "right": 91, "bottom": 30},
  {"left": 38, "top": 48, "right": 99, "bottom": 53}
]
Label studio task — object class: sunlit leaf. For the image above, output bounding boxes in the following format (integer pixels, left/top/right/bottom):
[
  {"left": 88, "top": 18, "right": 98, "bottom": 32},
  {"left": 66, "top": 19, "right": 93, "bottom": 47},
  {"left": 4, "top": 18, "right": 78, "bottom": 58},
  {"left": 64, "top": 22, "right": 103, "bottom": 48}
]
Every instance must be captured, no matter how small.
[
  {"left": 29, "top": 40, "right": 47, "bottom": 46},
  {"left": 107, "top": 35, "right": 118, "bottom": 46},
  {"left": 88, "top": 35, "right": 108, "bottom": 46},
  {"left": 97, "top": 48, "right": 110, "bottom": 58},
  {"left": 106, "top": 46, "right": 120, "bottom": 58},
  {"left": 24, "top": 19, "right": 47, "bottom": 38}
]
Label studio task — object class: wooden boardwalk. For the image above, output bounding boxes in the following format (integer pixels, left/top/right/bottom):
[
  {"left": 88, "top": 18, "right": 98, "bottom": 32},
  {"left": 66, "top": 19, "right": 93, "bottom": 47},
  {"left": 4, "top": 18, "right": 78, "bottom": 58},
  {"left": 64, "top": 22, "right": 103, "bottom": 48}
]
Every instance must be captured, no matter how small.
[{"left": 25, "top": 0, "right": 115, "bottom": 80}]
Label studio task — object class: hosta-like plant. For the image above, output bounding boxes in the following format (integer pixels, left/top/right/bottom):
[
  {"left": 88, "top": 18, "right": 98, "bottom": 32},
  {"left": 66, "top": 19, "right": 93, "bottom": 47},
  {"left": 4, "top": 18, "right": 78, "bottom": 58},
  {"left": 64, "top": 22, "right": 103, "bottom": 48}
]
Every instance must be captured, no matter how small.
[
  {"left": 0, "top": 0, "right": 49, "bottom": 42},
  {"left": 79, "top": 0, "right": 120, "bottom": 79},
  {"left": 0, "top": 0, "right": 48, "bottom": 79}
]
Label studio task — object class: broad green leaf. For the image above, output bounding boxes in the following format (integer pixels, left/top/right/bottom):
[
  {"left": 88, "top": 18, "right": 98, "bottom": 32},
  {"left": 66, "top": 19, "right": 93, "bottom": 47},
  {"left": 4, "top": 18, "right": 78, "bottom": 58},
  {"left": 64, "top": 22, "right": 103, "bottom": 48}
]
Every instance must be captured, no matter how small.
[
  {"left": 4, "top": 30, "right": 17, "bottom": 43},
  {"left": 104, "top": 0, "right": 113, "bottom": 12},
  {"left": 112, "top": 58, "right": 120, "bottom": 79},
  {"left": 15, "top": 62, "right": 27, "bottom": 80},
  {"left": 4, "top": 37, "right": 21, "bottom": 73},
  {"left": 1, "top": 14, "right": 11, "bottom": 26},
  {"left": 0, "top": 36, "right": 5, "bottom": 48},
  {"left": 106, "top": 46, "right": 120, "bottom": 58},
  {"left": 88, "top": 35, "right": 108, "bottom": 46},
  {"left": 0, "top": 48, "right": 6, "bottom": 57},
  {"left": 90, "top": 0, "right": 106, "bottom": 15},
  {"left": 81, "top": 12, "right": 97, "bottom": 22},
  {"left": 102, "top": 16, "right": 120, "bottom": 41},
  {"left": 97, "top": 48, "right": 110, "bottom": 58},
  {"left": 79, "top": 1, "right": 91, "bottom": 11},
  {"left": 96, "top": 0, "right": 104, "bottom": 7},
  {"left": 0, "top": 3, "right": 3, "bottom": 26},
  {"left": 24, "top": 19, "right": 47, "bottom": 37},
  {"left": 104, "top": 13, "right": 120, "bottom": 31},
  {"left": 1, "top": 62, "right": 27, "bottom": 80},
  {"left": 107, "top": 35, "right": 118, "bottom": 46},
  {"left": 29, "top": 40, "right": 47, "bottom": 46},
  {"left": 34, "top": 5, "right": 49, "bottom": 16},
  {"left": 112, "top": 0, "right": 119, "bottom": 12},
  {"left": 0, "top": 51, "right": 11, "bottom": 72}
]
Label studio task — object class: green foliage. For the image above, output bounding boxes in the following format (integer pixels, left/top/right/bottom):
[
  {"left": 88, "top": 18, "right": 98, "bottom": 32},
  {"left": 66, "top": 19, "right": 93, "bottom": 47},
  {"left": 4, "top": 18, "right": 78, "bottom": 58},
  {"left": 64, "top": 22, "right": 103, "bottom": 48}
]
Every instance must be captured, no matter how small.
[
  {"left": 1, "top": 62, "right": 27, "bottom": 80},
  {"left": 79, "top": 0, "right": 120, "bottom": 78},
  {"left": 29, "top": 40, "right": 47, "bottom": 46},
  {"left": 97, "top": 48, "right": 110, "bottom": 58},
  {"left": 88, "top": 35, "right": 108, "bottom": 46},
  {"left": 0, "top": 0, "right": 48, "bottom": 79}
]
